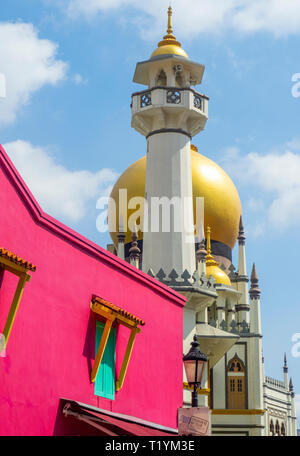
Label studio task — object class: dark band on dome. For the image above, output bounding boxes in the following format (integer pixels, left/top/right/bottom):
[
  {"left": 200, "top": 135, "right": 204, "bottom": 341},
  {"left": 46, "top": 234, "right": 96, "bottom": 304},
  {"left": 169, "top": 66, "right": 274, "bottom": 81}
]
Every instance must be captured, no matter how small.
[
  {"left": 124, "top": 238, "right": 232, "bottom": 262},
  {"left": 205, "top": 239, "right": 232, "bottom": 262},
  {"left": 146, "top": 128, "right": 192, "bottom": 140}
]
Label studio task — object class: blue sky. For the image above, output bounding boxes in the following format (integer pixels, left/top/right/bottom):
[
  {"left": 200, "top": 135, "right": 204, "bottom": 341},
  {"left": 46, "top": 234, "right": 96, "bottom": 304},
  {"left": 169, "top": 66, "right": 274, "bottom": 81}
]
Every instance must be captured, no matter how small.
[{"left": 1, "top": 0, "right": 300, "bottom": 421}]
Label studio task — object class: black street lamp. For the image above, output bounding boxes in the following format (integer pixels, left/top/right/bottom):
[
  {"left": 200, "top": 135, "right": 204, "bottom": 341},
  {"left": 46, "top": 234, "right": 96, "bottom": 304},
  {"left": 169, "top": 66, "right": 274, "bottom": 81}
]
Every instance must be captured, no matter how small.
[{"left": 183, "top": 334, "right": 208, "bottom": 407}]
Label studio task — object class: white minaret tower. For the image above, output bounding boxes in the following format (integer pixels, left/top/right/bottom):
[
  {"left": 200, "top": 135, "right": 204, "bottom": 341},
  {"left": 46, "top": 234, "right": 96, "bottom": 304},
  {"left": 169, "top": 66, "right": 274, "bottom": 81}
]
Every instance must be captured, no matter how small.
[
  {"left": 236, "top": 216, "right": 250, "bottom": 329},
  {"left": 117, "top": 215, "right": 125, "bottom": 260},
  {"left": 131, "top": 7, "right": 208, "bottom": 276},
  {"left": 248, "top": 264, "right": 264, "bottom": 412}
]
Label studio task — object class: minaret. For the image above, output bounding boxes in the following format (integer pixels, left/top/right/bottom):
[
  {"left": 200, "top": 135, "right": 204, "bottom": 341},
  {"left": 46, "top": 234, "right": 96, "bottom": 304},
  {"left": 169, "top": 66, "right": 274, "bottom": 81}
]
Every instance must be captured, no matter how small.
[
  {"left": 117, "top": 215, "right": 126, "bottom": 260},
  {"left": 248, "top": 263, "right": 264, "bottom": 411},
  {"left": 196, "top": 224, "right": 207, "bottom": 277},
  {"left": 283, "top": 353, "right": 288, "bottom": 389},
  {"left": 129, "top": 223, "right": 141, "bottom": 269},
  {"left": 236, "top": 216, "right": 250, "bottom": 329},
  {"left": 289, "top": 378, "right": 297, "bottom": 436},
  {"left": 249, "top": 263, "right": 261, "bottom": 334},
  {"left": 131, "top": 7, "right": 208, "bottom": 276}
]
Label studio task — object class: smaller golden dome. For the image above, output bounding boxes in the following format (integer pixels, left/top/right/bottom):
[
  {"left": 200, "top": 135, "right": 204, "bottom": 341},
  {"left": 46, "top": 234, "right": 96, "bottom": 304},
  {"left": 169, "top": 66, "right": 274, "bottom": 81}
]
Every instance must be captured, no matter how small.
[
  {"left": 151, "top": 43, "right": 188, "bottom": 59},
  {"left": 206, "top": 227, "right": 231, "bottom": 286},
  {"left": 151, "top": 7, "right": 189, "bottom": 60},
  {"left": 206, "top": 264, "right": 231, "bottom": 286}
]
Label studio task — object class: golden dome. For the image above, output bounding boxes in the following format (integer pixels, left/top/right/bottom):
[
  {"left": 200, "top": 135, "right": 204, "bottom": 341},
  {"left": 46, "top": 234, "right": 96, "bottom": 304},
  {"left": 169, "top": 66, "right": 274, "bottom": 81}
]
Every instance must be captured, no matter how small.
[
  {"left": 205, "top": 226, "right": 231, "bottom": 286},
  {"left": 151, "top": 7, "right": 189, "bottom": 60},
  {"left": 109, "top": 146, "right": 242, "bottom": 250},
  {"left": 151, "top": 43, "right": 188, "bottom": 59},
  {"left": 206, "top": 264, "right": 231, "bottom": 285}
]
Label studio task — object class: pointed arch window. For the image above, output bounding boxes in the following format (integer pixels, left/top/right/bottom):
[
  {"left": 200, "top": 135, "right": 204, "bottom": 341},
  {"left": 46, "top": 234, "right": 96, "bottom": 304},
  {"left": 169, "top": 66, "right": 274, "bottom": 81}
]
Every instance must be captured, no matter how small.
[
  {"left": 227, "top": 354, "right": 246, "bottom": 409},
  {"left": 175, "top": 72, "right": 183, "bottom": 88},
  {"left": 280, "top": 422, "right": 286, "bottom": 436},
  {"left": 156, "top": 70, "right": 167, "bottom": 87}
]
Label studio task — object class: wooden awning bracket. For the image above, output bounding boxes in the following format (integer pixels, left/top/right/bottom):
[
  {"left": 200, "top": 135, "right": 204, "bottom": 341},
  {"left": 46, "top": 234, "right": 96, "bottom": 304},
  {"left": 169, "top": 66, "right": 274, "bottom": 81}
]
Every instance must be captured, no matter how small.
[{"left": 0, "top": 251, "right": 36, "bottom": 349}]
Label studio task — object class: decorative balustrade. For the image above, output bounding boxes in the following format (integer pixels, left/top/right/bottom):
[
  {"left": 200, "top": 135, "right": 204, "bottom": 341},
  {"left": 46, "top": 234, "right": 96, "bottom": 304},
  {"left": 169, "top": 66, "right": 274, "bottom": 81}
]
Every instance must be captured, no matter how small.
[
  {"left": 132, "top": 86, "right": 208, "bottom": 112},
  {"left": 147, "top": 267, "right": 216, "bottom": 294},
  {"left": 140, "top": 91, "right": 152, "bottom": 108},
  {"left": 265, "top": 376, "right": 286, "bottom": 390},
  {"left": 166, "top": 89, "right": 181, "bottom": 104},
  {"left": 193, "top": 93, "right": 202, "bottom": 110}
]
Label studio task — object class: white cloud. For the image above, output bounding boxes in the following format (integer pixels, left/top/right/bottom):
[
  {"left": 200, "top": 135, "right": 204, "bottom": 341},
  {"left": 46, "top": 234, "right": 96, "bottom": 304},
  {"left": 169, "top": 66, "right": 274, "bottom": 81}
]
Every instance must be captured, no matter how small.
[
  {"left": 221, "top": 141, "right": 300, "bottom": 233},
  {"left": 3, "top": 140, "right": 119, "bottom": 222},
  {"left": 66, "top": 0, "right": 300, "bottom": 38},
  {"left": 72, "top": 73, "right": 88, "bottom": 85},
  {"left": 0, "top": 22, "right": 68, "bottom": 125}
]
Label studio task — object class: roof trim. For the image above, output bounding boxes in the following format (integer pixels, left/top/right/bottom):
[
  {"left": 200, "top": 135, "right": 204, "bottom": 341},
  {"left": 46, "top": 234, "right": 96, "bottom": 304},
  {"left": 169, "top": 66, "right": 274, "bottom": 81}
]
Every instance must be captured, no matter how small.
[{"left": 0, "top": 144, "right": 186, "bottom": 307}]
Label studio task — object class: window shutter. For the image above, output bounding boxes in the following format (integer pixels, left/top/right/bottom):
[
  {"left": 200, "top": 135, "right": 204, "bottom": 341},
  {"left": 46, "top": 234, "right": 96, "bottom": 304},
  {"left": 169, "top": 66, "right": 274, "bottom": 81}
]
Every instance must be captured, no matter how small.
[{"left": 94, "top": 321, "right": 116, "bottom": 400}]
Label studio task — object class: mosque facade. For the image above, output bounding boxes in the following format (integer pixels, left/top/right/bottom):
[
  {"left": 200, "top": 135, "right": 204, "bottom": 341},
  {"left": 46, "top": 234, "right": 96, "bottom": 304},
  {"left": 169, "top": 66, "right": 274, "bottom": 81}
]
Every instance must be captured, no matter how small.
[{"left": 107, "top": 8, "right": 297, "bottom": 436}]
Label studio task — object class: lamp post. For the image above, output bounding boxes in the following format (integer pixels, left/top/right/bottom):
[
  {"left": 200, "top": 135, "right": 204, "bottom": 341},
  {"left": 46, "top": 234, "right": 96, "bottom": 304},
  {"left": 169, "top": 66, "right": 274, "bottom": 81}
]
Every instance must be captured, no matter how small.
[{"left": 183, "top": 334, "right": 208, "bottom": 407}]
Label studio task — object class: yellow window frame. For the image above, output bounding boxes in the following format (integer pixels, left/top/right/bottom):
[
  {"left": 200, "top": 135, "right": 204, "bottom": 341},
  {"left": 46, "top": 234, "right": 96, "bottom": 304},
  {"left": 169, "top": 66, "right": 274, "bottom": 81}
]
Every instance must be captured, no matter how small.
[
  {"left": 90, "top": 299, "right": 144, "bottom": 392},
  {"left": 0, "top": 254, "right": 35, "bottom": 350}
]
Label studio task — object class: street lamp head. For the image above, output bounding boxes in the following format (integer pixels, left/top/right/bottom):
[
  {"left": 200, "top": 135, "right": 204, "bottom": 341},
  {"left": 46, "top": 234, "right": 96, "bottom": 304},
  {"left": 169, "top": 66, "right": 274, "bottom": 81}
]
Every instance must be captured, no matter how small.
[{"left": 183, "top": 334, "right": 208, "bottom": 386}]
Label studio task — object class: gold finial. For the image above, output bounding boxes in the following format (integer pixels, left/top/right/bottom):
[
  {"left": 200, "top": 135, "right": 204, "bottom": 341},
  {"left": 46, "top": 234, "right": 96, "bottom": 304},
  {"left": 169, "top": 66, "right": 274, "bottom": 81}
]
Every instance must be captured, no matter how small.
[
  {"left": 206, "top": 226, "right": 219, "bottom": 267},
  {"left": 151, "top": 6, "right": 189, "bottom": 59},
  {"left": 167, "top": 6, "right": 173, "bottom": 35},
  {"left": 162, "top": 6, "right": 177, "bottom": 42},
  {"left": 206, "top": 226, "right": 211, "bottom": 255}
]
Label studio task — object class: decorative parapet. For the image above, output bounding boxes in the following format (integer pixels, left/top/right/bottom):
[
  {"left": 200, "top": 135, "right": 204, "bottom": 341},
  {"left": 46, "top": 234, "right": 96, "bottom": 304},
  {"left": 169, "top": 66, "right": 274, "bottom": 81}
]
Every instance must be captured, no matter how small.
[
  {"left": 228, "top": 263, "right": 238, "bottom": 282},
  {"left": 240, "top": 320, "right": 250, "bottom": 333},
  {"left": 265, "top": 376, "right": 286, "bottom": 390},
  {"left": 147, "top": 268, "right": 217, "bottom": 297},
  {"left": 211, "top": 318, "right": 250, "bottom": 335}
]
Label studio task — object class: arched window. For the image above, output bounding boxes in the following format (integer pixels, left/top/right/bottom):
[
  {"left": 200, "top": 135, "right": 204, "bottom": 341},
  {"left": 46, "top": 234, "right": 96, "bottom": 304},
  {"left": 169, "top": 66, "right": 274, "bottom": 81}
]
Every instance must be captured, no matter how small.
[
  {"left": 281, "top": 422, "right": 286, "bottom": 436},
  {"left": 270, "top": 420, "right": 275, "bottom": 436},
  {"left": 275, "top": 420, "right": 280, "bottom": 436},
  {"left": 227, "top": 355, "right": 246, "bottom": 409},
  {"left": 156, "top": 70, "right": 167, "bottom": 87},
  {"left": 175, "top": 72, "right": 183, "bottom": 88}
]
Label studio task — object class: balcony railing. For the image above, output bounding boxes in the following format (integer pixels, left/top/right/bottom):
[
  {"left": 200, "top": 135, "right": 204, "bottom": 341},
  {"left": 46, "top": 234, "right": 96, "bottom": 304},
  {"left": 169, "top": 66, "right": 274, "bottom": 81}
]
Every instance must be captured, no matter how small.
[
  {"left": 132, "top": 86, "right": 208, "bottom": 112},
  {"left": 265, "top": 376, "right": 286, "bottom": 390}
]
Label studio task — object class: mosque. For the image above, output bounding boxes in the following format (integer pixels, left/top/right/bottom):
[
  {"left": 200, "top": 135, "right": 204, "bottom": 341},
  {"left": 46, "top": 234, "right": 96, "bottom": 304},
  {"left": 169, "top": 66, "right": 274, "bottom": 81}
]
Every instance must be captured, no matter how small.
[{"left": 107, "top": 8, "right": 297, "bottom": 436}]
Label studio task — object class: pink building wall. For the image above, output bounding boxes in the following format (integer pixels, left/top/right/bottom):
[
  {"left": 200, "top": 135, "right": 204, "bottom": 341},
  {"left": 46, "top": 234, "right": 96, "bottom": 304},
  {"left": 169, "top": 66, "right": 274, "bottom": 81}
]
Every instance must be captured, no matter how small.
[{"left": 0, "top": 145, "right": 186, "bottom": 436}]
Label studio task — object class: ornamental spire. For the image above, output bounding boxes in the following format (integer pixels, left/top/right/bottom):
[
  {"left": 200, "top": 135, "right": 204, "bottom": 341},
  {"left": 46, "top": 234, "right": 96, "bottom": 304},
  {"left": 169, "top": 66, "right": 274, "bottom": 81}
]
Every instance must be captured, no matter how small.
[
  {"left": 289, "top": 378, "right": 294, "bottom": 397},
  {"left": 284, "top": 353, "right": 288, "bottom": 373},
  {"left": 196, "top": 224, "right": 207, "bottom": 263},
  {"left": 157, "top": 6, "right": 182, "bottom": 48},
  {"left": 129, "top": 223, "right": 141, "bottom": 267},
  {"left": 249, "top": 263, "right": 261, "bottom": 298},
  {"left": 238, "top": 215, "right": 246, "bottom": 246},
  {"left": 167, "top": 6, "right": 174, "bottom": 36},
  {"left": 205, "top": 226, "right": 219, "bottom": 267}
]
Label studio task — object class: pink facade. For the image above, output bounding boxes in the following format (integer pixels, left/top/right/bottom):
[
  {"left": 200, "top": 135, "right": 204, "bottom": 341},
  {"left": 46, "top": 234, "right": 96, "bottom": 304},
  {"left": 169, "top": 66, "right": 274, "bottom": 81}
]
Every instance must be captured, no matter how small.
[{"left": 0, "top": 144, "right": 186, "bottom": 436}]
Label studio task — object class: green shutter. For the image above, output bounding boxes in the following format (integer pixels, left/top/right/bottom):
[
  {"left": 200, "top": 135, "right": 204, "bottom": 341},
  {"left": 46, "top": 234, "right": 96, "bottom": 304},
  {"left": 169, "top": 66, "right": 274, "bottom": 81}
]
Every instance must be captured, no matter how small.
[{"left": 94, "top": 321, "right": 116, "bottom": 400}]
